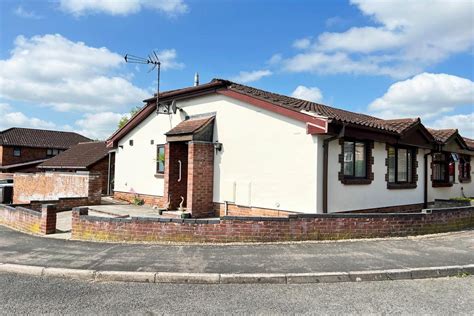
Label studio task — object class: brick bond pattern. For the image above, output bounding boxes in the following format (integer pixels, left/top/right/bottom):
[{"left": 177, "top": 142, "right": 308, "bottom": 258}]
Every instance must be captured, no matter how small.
[
  {"left": 0, "top": 204, "right": 57, "bottom": 235},
  {"left": 71, "top": 206, "right": 473, "bottom": 243},
  {"left": 13, "top": 172, "right": 102, "bottom": 205}
]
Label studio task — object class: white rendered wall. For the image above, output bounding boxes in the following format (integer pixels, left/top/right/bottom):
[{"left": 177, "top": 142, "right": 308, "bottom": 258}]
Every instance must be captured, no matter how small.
[
  {"left": 114, "top": 94, "right": 319, "bottom": 213},
  {"left": 325, "top": 140, "right": 427, "bottom": 212}
]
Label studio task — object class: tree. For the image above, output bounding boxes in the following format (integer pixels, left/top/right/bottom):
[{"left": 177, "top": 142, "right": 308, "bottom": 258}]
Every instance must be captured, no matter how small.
[{"left": 118, "top": 106, "right": 142, "bottom": 129}]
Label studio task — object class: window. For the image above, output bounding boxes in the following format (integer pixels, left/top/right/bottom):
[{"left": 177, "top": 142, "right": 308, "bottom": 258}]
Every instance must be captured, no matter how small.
[
  {"left": 13, "top": 147, "right": 21, "bottom": 157},
  {"left": 432, "top": 152, "right": 455, "bottom": 186},
  {"left": 343, "top": 141, "right": 367, "bottom": 178},
  {"left": 156, "top": 145, "right": 165, "bottom": 174},
  {"left": 47, "top": 149, "right": 60, "bottom": 157},
  {"left": 459, "top": 155, "right": 471, "bottom": 182},
  {"left": 387, "top": 145, "right": 416, "bottom": 188},
  {"left": 129, "top": 140, "right": 134, "bottom": 146}
]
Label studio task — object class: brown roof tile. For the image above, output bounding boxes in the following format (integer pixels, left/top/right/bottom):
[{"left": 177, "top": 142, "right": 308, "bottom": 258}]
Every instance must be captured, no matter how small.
[
  {"left": 165, "top": 116, "right": 215, "bottom": 136},
  {"left": 39, "top": 141, "right": 109, "bottom": 169},
  {"left": 427, "top": 128, "right": 457, "bottom": 143},
  {"left": 463, "top": 137, "right": 474, "bottom": 150},
  {"left": 0, "top": 128, "right": 91, "bottom": 149}
]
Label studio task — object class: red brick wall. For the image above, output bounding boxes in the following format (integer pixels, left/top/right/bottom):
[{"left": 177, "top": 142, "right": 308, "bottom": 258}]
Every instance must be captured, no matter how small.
[
  {"left": 341, "top": 203, "right": 424, "bottom": 213},
  {"left": 13, "top": 172, "right": 102, "bottom": 205},
  {"left": 214, "top": 203, "right": 295, "bottom": 217},
  {"left": 187, "top": 142, "right": 214, "bottom": 218},
  {"left": 0, "top": 204, "right": 57, "bottom": 235},
  {"left": 90, "top": 158, "right": 109, "bottom": 195},
  {"left": 1, "top": 146, "right": 49, "bottom": 166},
  {"left": 114, "top": 191, "right": 166, "bottom": 207},
  {"left": 71, "top": 206, "right": 473, "bottom": 243}
]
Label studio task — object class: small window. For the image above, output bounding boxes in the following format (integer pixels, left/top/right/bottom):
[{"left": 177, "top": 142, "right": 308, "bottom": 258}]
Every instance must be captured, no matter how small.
[
  {"left": 156, "top": 145, "right": 165, "bottom": 174},
  {"left": 432, "top": 152, "right": 455, "bottom": 186},
  {"left": 129, "top": 140, "right": 134, "bottom": 146},
  {"left": 387, "top": 145, "right": 416, "bottom": 184},
  {"left": 459, "top": 156, "right": 471, "bottom": 182},
  {"left": 343, "top": 141, "right": 367, "bottom": 178},
  {"left": 13, "top": 147, "right": 21, "bottom": 157}
]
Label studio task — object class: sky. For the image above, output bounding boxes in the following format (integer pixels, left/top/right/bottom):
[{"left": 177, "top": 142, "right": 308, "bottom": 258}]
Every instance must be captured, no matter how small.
[{"left": 0, "top": 0, "right": 473, "bottom": 140}]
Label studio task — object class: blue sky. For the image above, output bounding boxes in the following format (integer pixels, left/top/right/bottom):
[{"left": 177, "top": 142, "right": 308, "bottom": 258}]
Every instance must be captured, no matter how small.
[{"left": 0, "top": 0, "right": 473, "bottom": 139}]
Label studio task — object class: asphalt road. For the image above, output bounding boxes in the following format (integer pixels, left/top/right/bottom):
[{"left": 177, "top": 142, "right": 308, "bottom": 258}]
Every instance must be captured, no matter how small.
[
  {"left": 1, "top": 226, "right": 473, "bottom": 273},
  {"left": 0, "top": 273, "right": 472, "bottom": 315}
]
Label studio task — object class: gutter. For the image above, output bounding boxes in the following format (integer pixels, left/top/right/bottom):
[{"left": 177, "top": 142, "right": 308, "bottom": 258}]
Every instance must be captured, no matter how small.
[{"left": 322, "top": 124, "right": 345, "bottom": 213}]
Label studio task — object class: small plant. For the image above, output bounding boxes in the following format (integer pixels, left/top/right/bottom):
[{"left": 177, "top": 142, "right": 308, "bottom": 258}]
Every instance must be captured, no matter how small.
[
  {"left": 455, "top": 272, "right": 471, "bottom": 278},
  {"left": 132, "top": 194, "right": 144, "bottom": 206},
  {"left": 450, "top": 197, "right": 474, "bottom": 202}
]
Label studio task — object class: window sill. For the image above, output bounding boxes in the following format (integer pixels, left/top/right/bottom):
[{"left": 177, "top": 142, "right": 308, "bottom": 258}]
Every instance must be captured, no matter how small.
[
  {"left": 154, "top": 173, "right": 164, "bottom": 178},
  {"left": 387, "top": 183, "right": 417, "bottom": 190},
  {"left": 341, "top": 178, "right": 372, "bottom": 185},
  {"left": 432, "top": 182, "right": 453, "bottom": 188}
]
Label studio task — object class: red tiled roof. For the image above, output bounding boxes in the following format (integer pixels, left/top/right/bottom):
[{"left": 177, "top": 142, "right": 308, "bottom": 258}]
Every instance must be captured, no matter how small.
[
  {"left": 463, "top": 137, "right": 474, "bottom": 149},
  {"left": 165, "top": 116, "right": 215, "bottom": 136},
  {"left": 427, "top": 128, "right": 458, "bottom": 143},
  {"left": 108, "top": 79, "right": 464, "bottom": 145},
  {"left": 0, "top": 128, "right": 91, "bottom": 149},
  {"left": 39, "top": 141, "right": 109, "bottom": 169}
]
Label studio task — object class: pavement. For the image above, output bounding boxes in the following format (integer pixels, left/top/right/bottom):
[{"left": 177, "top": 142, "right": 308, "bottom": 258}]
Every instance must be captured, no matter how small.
[
  {"left": 1, "top": 273, "right": 472, "bottom": 314},
  {"left": 0, "top": 225, "right": 473, "bottom": 284}
]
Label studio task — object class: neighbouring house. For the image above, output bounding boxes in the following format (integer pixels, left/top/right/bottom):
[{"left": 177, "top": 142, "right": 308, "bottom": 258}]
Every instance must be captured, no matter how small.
[
  {"left": 38, "top": 141, "right": 113, "bottom": 195},
  {"left": 0, "top": 128, "right": 91, "bottom": 173},
  {"left": 106, "top": 79, "right": 473, "bottom": 217}
]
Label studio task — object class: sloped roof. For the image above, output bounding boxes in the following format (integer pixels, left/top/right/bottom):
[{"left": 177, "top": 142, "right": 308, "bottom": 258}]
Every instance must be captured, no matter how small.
[
  {"left": 39, "top": 141, "right": 109, "bottom": 169},
  {"left": 0, "top": 128, "right": 91, "bottom": 149},
  {"left": 427, "top": 128, "right": 458, "bottom": 143},
  {"left": 165, "top": 116, "right": 215, "bottom": 136},
  {"left": 108, "top": 79, "right": 464, "bottom": 146},
  {"left": 463, "top": 137, "right": 474, "bottom": 150}
]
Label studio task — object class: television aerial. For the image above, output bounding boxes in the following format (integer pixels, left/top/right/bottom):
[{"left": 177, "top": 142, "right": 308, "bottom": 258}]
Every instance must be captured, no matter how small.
[{"left": 124, "top": 51, "right": 172, "bottom": 115}]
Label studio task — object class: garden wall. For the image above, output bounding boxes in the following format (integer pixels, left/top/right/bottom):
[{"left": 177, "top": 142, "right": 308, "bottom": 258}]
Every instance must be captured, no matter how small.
[
  {"left": 0, "top": 203, "right": 56, "bottom": 235},
  {"left": 13, "top": 172, "right": 101, "bottom": 205},
  {"left": 71, "top": 206, "right": 474, "bottom": 243}
]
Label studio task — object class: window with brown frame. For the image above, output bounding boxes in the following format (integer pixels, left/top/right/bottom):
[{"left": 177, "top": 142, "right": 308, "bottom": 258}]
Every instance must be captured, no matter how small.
[
  {"left": 458, "top": 155, "right": 471, "bottom": 182},
  {"left": 386, "top": 145, "right": 417, "bottom": 189},
  {"left": 156, "top": 145, "right": 165, "bottom": 174},
  {"left": 432, "top": 152, "right": 455, "bottom": 187},
  {"left": 338, "top": 139, "right": 374, "bottom": 185}
]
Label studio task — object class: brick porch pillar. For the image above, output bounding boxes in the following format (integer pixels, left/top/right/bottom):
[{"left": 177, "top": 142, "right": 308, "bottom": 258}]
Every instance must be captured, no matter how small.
[
  {"left": 187, "top": 141, "right": 215, "bottom": 218},
  {"left": 40, "top": 204, "right": 57, "bottom": 234}
]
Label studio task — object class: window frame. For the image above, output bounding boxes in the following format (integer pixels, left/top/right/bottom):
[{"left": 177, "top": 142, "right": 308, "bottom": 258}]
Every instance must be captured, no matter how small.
[
  {"left": 156, "top": 144, "right": 165, "bottom": 175},
  {"left": 431, "top": 152, "right": 454, "bottom": 187},
  {"left": 13, "top": 147, "right": 21, "bottom": 157},
  {"left": 338, "top": 138, "right": 374, "bottom": 185},
  {"left": 458, "top": 155, "right": 471, "bottom": 183},
  {"left": 386, "top": 145, "right": 417, "bottom": 189}
]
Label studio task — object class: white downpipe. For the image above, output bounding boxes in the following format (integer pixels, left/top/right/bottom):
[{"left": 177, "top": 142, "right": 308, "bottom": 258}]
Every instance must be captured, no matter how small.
[{"left": 178, "top": 160, "right": 182, "bottom": 182}]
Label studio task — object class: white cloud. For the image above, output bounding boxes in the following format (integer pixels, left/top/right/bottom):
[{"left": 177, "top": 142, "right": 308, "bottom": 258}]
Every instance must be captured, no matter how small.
[
  {"left": 293, "top": 38, "right": 312, "bottom": 50},
  {"left": 156, "top": 49, "right": 185, "bottom": 70},
  {"left": 74, "top": 112, "right": 126, "bottom": 140},
  {"left": 368, "top": 73, "right": 474, "bottom": 119},
  {"left": 14, "top": 6, "right": 42, "bottom": 19},
  {"left": 430, "top": 113, "right": 474, "bottom": 139},
  {"left": 0, "top": 103, "right": 56, "bottom": 130},
  {"left": 0, "top": 34, "right": 183, "bottom": 112},
  {"left": 267, "top": 54, "right": 283, "bottom": 65},
  {"left": 231, "top": 70, "right": 272, "bottom": 83},
  {"left": 283, "top": 0, "right": 474, "bottom": 78},
  {"left": 59, "top": 0, "right": 188, "bottom": 16},
  {"left": 291, "top": 86, "right": 323, "bottom": 103}
]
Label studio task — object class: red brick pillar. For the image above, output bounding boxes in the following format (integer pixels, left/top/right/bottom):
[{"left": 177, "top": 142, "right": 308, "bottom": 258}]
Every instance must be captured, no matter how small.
[
  {"left": 40, "top": 204, "right": 57, "bottom": 234},
  {"left": 187, "top": 142, "right": 215, "bottom": 218},
  {"left": 87, "top": 172, "right": 102, "bottom": 205}
]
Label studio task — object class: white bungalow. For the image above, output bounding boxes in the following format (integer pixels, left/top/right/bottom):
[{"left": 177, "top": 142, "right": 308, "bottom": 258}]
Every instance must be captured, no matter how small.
[{"left": 106, "top": 79, "right": 473, "bottom": 217}]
